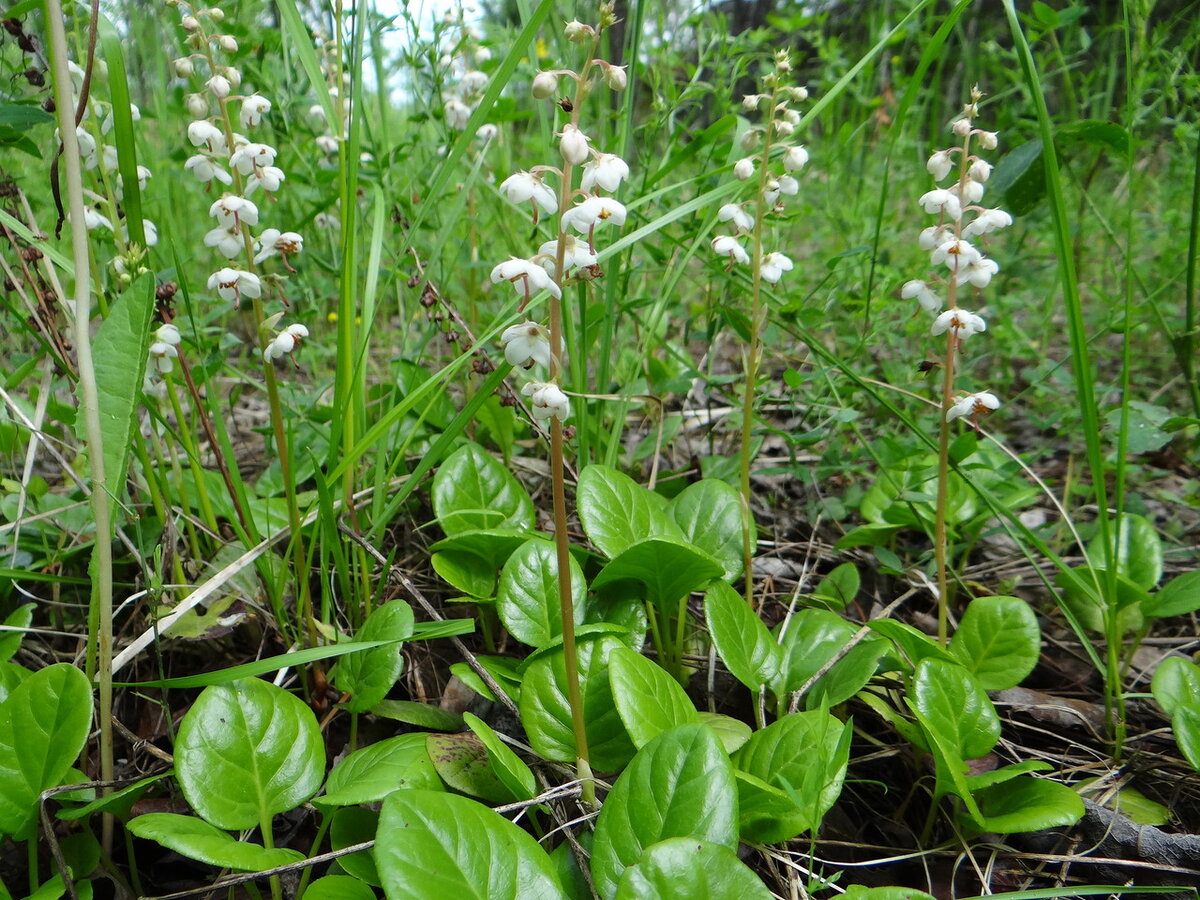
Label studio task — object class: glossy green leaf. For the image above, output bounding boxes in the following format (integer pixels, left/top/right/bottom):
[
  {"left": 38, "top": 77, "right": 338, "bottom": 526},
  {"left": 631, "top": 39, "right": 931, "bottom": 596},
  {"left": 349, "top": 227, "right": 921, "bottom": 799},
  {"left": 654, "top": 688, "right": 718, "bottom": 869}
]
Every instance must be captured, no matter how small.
[
  {"left": 376, "top": 790, "right": 566, "bottom": 900},
  {"left": 668, "top": 479, "right": 747, "bottom": 581},
  {"left": 0, "top": 661, "right": 29, "bottom": 705},
  {"left": 0, "top": 604, "right": 34, "bottom": 661},
  {"left": 370, "top": 699, "right": 464, "bottom": 731},
  {"left": 126, "top": 813, "right": 303, "bottom": 870},
  {"left": 614, "top": 838, "right": 771, "bottom": 899},
  {"left": 175, "top": 678, "right": 325, "bottom": 830},
  {"left": 519, "top": 634, "right": 635, "bottom": 771},
  {"left": 963, "top": 760, "right": 1051, "bottom": 793},
  {"left": 432, "top": 550, "right": 497, "bottom": 599},
  {"left": 834, "top": 523, "right": 903, "bottom": 549},
  {"left": 608, "top": 646, "right": 697, "bottom": 748},
  {"left": 430, "top": 530, "right": 540, "bottom": 572},
  {"left": 464, "top": 712, "right": 537, "bottom": 802},
  {"left": 336, "top": 600, "right": 415, "bottom": 713},
  {"left": 331, "top": 806, "right": 380, "bottom": 885},
  {"left": 841, "top": 888, "right": 936, "bottom": 900},
  {"left": 812, "top": 563, "right": 860, "bottom": 608},
  {"left": 1056, "top": 566, "right": 1148, "bottom": 634},
  {"left": 56, "top": 773, "right": 167, "bottom": 822},
  {"left": 591, "top": 725, "right": 737, "bottom": 899},
  {"left": 0, "top": 663, "right": 92, "bottom": 837},
  {"left": 732, "top": 711, "right": 851, "bottom": 842},
  {"left": 584, "top": 594, "right": 649, "bottom": 650},
  {"left": 1173, "top": 705, "right": 1200, "bottom": 772},
  {"left": 908, "top": 703, "right": 982, "bottom": 823},
  {"left": 320, "top": 734, "right": 442, "bottom": 807},
  {"left": 1088, "top": 513, "right": 1163, "bottom": 590},
  {"left": 577, "top": 465, "right": 683, "bottom": 559},
  {"left": 696, "top": 712, "right": 751, "bottom": 753},
  {"left": 432, "top": 443, "right": 535, "bottom": 537},
  {"left": 1152, "top": 657, "right": 1200, "bottom": 717},
  {"left": 990, "top": 138, "right": 1046, "bottom": 216},
  {"left": 911, "top": 659, "right": 999, "bottom": 760},
  {"left": 704, "top": 582, "right": 780, "bottom": 690},
  {"left": 972, "top": 777, "right": 1084, "bottom": 833},
  {"left": 773, "top": 609, "right": 856, "bottom": 694},
  {"left": 1143, "top": 571, "right": 1200, "bottom": 619},
  {"left": 867, "top": 619, "right": 957, "bottom": 669},
  {"left": 948, "top": 596, "right": 1040, "bottom": 690},
  {"left": 496, "top": 538, "right": 587, "bottom": 648},
  {"left": 805, "top": 638, "right": 887, "bottom": 709},
  {"left": 304, "top": 876, "right": 377, "bottom": 900},
  {"left": 591, "top": 538, "right": 724, "bottom": 608},
  {"left": 427, "top": 732, "right": 512, "bottom": 804}
]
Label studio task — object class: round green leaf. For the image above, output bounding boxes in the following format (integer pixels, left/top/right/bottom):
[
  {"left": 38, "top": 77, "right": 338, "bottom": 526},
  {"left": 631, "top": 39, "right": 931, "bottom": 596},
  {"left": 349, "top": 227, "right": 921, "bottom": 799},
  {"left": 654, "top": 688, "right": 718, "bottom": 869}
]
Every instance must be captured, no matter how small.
[
  {"left": 519, "top": 635, "right": 635, "bottom": 772},
  {"left": 331, "top": 806, "right": 380, "bottom": 885},
  {"left": 432, "top": 443, "right": 536, "bottom": 537},
  {"left": 432, "top": 550, "right": 497, "bottom": 599},
  {"left": 427, "top": 732, "right": 512, "bottom": 804},
  {"left": 669, "top": 479, "right": 748, "bottom": 581},
  {"left": 376, "top": 790, "right": 566, "bottom": 900},
  {"left": 463, "top": 712, "right": 537, "bottom": 802},
  {"left": 973, "top": 776, "right": 1084, "bottom": 833},
  {"left": 591, "top": 725, "right": 737, "bottom": 898},
  {"left": 696, "top": 712, "right": 751, "bottom": 754},
  {"left": 773, "top": 610, "right": 856, "bottom": 694},
  {"left": 577, "top": 465, "right": 683, "bottom": 559},
  {"left": 591, "top": 538, "right": 724, "bottom": 608},
  {"left": 1143, "top": 571, "right": 1200, "bottom": 619},
  {"left": 336, "top": 600, "right": 415, "bottom": 713},
  {"left": 615, "top": 838, "right": 771, "bottom": 899},
  {"left": 948, "top": 595, "right": 1041, "bottom": 690},
  {"left": 911, "top": 659, "right": 999, "bottom": 761},
  {"left": 1173, "top": 705, "right": 1200, "bottom": 772},
  {"left": 175, "top": 678, "right": 325, "bottom": 830},
  {"left": 0, "top": 661, "right": 29, "bottom": 705},
  {"left": 496, "top": 538, "right": 587, "bottom": 648},
  {"left": 1087, "top": 513, "right": 1163, "bottom": 590},
  {"left": 127, "top": 813, "right": 303, "bottom": 870},
  {"left": 320, "top": 734, "right": 442, "bottom": 807},
  {"left": 1152, "top": 656, "right": 1200, "bottom": 718},
  {"left": 0, "top": 663, "right": 93, "bottom": 837},
  {"left": 704, "top": 582, "right": 781, "bottom": 691},
  {"left": 304, "top": 876, "right": 377, "bottom": 900},
  {"left": 609, "top": 646, "right": 698, "bottom": 748}
]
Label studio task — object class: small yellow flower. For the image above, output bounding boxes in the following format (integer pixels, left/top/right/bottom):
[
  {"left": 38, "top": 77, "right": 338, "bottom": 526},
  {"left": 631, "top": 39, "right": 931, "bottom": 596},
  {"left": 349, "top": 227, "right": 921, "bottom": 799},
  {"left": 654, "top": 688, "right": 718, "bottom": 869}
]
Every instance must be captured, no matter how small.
[{"left": 535, "top": 37, "right": 548, "bottom": 59}]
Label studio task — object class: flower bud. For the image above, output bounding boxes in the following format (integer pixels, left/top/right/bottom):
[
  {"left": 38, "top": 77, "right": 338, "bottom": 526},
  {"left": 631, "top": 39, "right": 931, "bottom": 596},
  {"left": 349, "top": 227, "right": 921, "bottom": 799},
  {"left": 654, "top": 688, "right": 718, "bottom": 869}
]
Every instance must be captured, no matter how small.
[
  {"left": 185, "top": 93, "right": 209, "bottom": 118},
  {"left": 775, "top": 120, "right": 794, "bottom": 137},
  {"left": 604, "top": 64, "right": 627, "bottom": 91},
  {"left": 220, "top": 66, "right": 242, "bottom": 89},
  {"left": 968, "top": 158, "right": 991, "bottom": 182},
  {"left": 203, "top": 6, "right": 224, "bottom": 21},
  {"left": 733, "top": 157, "right": 755, "bottom": 181},
  {"left": 976, "top": 130, "right": 999, "bottom": 150},
  {"left": 739, "top": 129, "right": 758, "bottom": 152},
  {"left": 558, "top": 123, "right": 589, "bottom": 165},
  {"left": 217, "top": 34, "right": 238, "bottom": 52},
  {"left": 952, "top": 117, "right": 972, "bottom": 137},
  {"left": 741, "top": 94, "right": 761, "bottom": 111},
  {"left": 173, "top": 56, "right": 194, "bottom": 78},
  {"left": 206, "top": 74, "right": 231, "bottom": 98},
  {"left": 564, "top": 19, "right": 592, "bottom": 42},
  {"left": 532, "top": 71, "right": 558, "bottom": 99},
  {"left": 181, "top": 14, "right": 200, "bottom": 30}
]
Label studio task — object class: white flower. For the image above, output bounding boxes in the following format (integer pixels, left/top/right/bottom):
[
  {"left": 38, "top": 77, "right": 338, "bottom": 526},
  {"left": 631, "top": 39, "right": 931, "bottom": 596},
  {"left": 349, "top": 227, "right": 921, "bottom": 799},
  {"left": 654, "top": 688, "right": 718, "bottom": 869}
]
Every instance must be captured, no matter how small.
[
  {"left": 316, "top": 135, "right": 339, "bottom": 155},
  {"left": 240, "top": 94, "right": 271, "bottom": 129},
  {"left": 532, "top": 71, "right": 558, "bottom": 99},
  {"left": 204, "top": 226, "right": 243, "bottom": 258},
  {"left": 760, "top": 252, "right": 794, "bottom": 284},
  {"left": 951, "top": 178, "right": 984, "bottom": 205},
  {"left": 185, "top": 93, "right": 209, "bottom": 119},
  {"left": 522, "top": 381, "right": 570, "bottom": 421},
  {"left": 229, "top": 142, "right": 276, "bottom": 175},
  {"left": 126, "top": 219, "right": 158, "bottom": 247},
  {"left": 155, "top": 323, "right": 182, "bottom": 346},
  {"left": 309, "top": 104, "right": 327, "bottom": 124},
  {"left": 963, "top": 208, "right": 1013, "bottom": 238},
  {"left": 538, "top": 235, "right": 597, "bottom": 272},
  {"left": 742, "top": 94, "right": 763, "bottom": 111},
  {"left": 931, "top": 308, "right": 987, "bottom": 340},
  {"left": 72, "top": 126, "right": 97, "bottom": 161},
  {"left": 491, "top": 258, "right": 562, "bottom": 302},
  {"left": 968, "top": 158, "right": 991, "bottom": 182},
  {"left": 558, "top": 124, "right": 590, "bottom": 166},
  {"left": 952, "top": 117, "right": 972, "bottom": 137},
  {"left": 946, "top": 391, "right": 1000, "bottom": 423},
  {"left": 205, "top": 74, "right": 231, "bottom": 99},
  {"left": 253, "top": 228, "right": 304, "bottom": 266},
  {"left": 460, "top": 70, "right": 488, "bottom": 94},
  {"left": 564, "top": 19, "right": 592, "bottom": 42},
  {"left": 733, "top": 158, "right": 755, "bottom": 181},
  {"left": 173, "top": 57, "right": 195, "bottom": 78},
  {"left": 930, "top": 238, "right": 980, "bottom": 272},
  {"left": 148, "top": 340, "right": 178, "bottom": 374},
  {"left": 264, "top": 324, "right": 309, "bottom": 363},
  {"left": 711, "top": 235, "right": 749, "bottom": 266},
  {"left": 901, "top": 279, "right": 939, "bottom": 312},
  {"left": 207, "top": 267, "right": 261, "bottom": 306},
  {"left": 444, "top": 97, "right": 471, "bottom": 130},
  {"left": 218, "top": 34, "right": 238, "bottom": 52},
  {"left": 499, "top": 172, "right": 557, "bottom": 216},
  {"left": 187, "top": 120, "right": 226, "bottom": 151},
  {"left": 209, "top": 195, "right": 259, "bottom": 228},
  {"left": 501, "top": 321, "right": 553, "bottom": 368},
  {"left": 581, "top": 153, "right": 629, "bottom": 193},
  {"left": 718, "top": 203, "right": 754, "bottom": 233},
  {"left": 561, "top": 196, "right": 626, "bottom": 234},
  {"left": 775, "top": 120, "right": 795, "bottom": 138},
  {"left": 604, "top": 64, "right": 627, "bottom": 91},
  {"left": 959, "top": 256, "right": 999, "bottom": 288},
  {"left": 184, "top": 154, "right": 231, "bottom": 185},
  {"left": 919, "top": 189, "right": 962, "bottom": 220},
  {"left": 777, "top": 175, "right": 799, "bottom": 196},
  {"left": 245, "top": 166, "right": 285, "bottom": 195},
  {"left": 476, "top": 123, "right": 498, "bottom": 141},
  {"left": 919, "top": 224, "right": 955, "bottom": 251},
  {"left": 926, "top": 150, "right": 954, "bottom": 181},
  {"left": 784, "top": 145, "right": 809, "bottom": 172},
  {"left": 100, "top": 103, "right": 140, "bottom": 135},
  {"left": 976, "top": 131, "right": 999, "bottom": 150},
  {"left": 82, "top": 208, "right": 113, "bottom": 231}
]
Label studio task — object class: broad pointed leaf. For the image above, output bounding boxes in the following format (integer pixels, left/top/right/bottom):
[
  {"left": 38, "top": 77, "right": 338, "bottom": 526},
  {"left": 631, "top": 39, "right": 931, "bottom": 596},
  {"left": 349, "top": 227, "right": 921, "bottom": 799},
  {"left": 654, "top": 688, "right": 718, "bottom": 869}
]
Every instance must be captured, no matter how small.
[
  {"left": 704, "top": 582, "right": 780, "bottom": 690},
  {"left": 336, "top": 600, "right": 415, "bottom": 713},
  {"left": 949, "top": 595, "right": 1040, "bottom": 690},
  {"left": 591, "top": 538, "right": 723, "bottom": 608},
  {"left": 320, "top": 734, "right": 442, "bottom": 807},
  {"left": 577, "top": 465, "right": 682, "bottom": 559},
  {"left": 127, "top": 813, "right": 303, "bottom": 870},
  {"left": 669, "top": 479, "right": 747, "bottom": 581},
  {"left": 608, "top": 646, "right": 697, "bottom": 748},
  {"left": 911, "top": 659, "right": 999, "bottom": 761},
  {"left": 496, "top": 538, "right": 587, "bottom": 648},
  {"left": 432, "top": 443, "right": 535, "bottom": 536}
]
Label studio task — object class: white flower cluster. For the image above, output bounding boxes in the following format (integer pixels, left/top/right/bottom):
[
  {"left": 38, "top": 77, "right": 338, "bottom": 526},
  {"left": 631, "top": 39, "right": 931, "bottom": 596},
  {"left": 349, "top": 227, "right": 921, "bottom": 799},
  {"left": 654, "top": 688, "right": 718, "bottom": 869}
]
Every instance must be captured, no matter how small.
[
  {"left": 437, "top": 19, "right": 497, "bottom": 141},
  {"left": 710, "top": 51, "right": 807, "bottom": 284},
  {"left": 906, "top": 86, "right": 1008, "bottom": 425}
]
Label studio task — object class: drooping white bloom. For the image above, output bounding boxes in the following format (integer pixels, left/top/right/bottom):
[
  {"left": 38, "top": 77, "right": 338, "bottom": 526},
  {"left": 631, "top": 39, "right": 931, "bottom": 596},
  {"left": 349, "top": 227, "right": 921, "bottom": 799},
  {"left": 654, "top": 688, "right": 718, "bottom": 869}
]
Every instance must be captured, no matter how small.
[
  {"left": 930, "top": 238, "right": 981, "bottom": 272},
  {"left": 207, "top": 267, "right": 261, "bottom": 306},
  {"left": 264, "top": 324, "right": 309, "bottom": 363},
  {"left": 476, "top": 123, "right": 498, "bottom": 141},
  {"left": 718, "top": 203, "right": 754, "bottom": 233},
  {"left": 100, "top": 103, "right": 140, "bottom": 136},
  {"left": 962, "top": 208, "right": 1012, "bottom": 238},
  {"left": 499, "top": 172, "right": 557, "bottom": 216},
  {"left": 558, "top": 124, "right": 590, "bottom": 166},
  {"left": 564, "top": 19, "right": 591, "bottom": 42},
  {"left": 976, "top": 131, "right": 999, "bottom": 150},
  {"left": 173, "top": 57, "right": 195, "bottom": 78},
  {"left": 205, "top": 74, "right": 232, "bottom": 99},
  {"left": 217, "top": 34, "right": 238, "bottom": 52},
  {"left": 491, "top": 258, "right": 562, "bottom": 301},
  {"left": 783, "top": 145, "right": 809, "bottom": 172},
  {"left": 946, "top": 391, "right": 1000, "bottom": 422},
  {"left": 444, "top": 97, "right": 471, "bottom": 130},
  {"left": 209, "top": 195, "right": 259, "bottom": 228},
  {"left": 951, "top": 178, "right": 985, "bottom": 205},
  {"left": 532, "top": 71, "right": 558, "bottom": 99},
  {"left": 460, "top": 70, "right": 488, "bottom": 94},
  {"left": 919, "top": 189, "right": 962, "bottom": 220},
  {"left": 931, "top": 308, "right": 987, "bottom": 340},
  {"left": 229, "top": 142, "right": 276, "bottom": 175},
  {"left": 253, "top": 228, "right": 304, "bottom": 266},
  {"left": 73, "top": 126, "right": 97, "bottom": 162},
  {"left": 315, "top": 135, "right": 339, "bottom": 155},
  {"left": 581, "top": 153, "right": 630, "bottom": 193},
  {"left": 561, "top": 196, "right": 626, "bottom": 234},
  {"left": 245, "top": 166, "right": 285, "bottom": 195},
  {"left": 926, "top": 150, "right": 954, "bottom": 181},
  {"left": 501, "top": 321, "right": 553, "bottom": 369},
  {"left": 742, "top": 94, "right": 764, "bottom": 111},
  {"left": 968, "top": 158, "right": 991, "bottom": 182},
  {"left": 959, "top": 256, "right": 999, "bottom": 288},
  {"left": 124, "top": 218, "right": 158, "bottom": 247},
  {"left": 604, "top": 64, "right": 627, "bottom": 91},
  {"left": 711, "top": 235, "right": 749, "bottom": 266},
  {"left": 148, "top": 340, "right": 178, "bottom": 374},
  {"left": 760, "top": 252, "right": 794, "bottom": 284},
  {"left": 777, "top": 175, "right": 800, "bottom": 196},
  {"left": 187, "top": 120, "right": 226, "bottom": 151},
  {"left": 522, "top": 381, "right": 570, "bottom": 421},
  {"left": 82, "top": 208, "right": 113, "bottom": 231},
  {"left": 733, "top": 158, "right": 755, "bottom": 181},
  {"left": 240, "top": 94, "right": 271, "bottom": 129},
  {"left": 185, "top": 93, "right": 209, "bottom": 119},
  {"left": 901, "top": 279, "right": 940, "bottom": 312},
  {"left": 952, "top": 117, "right": 972, "bottom": 137},
  {"left": 538, "top": 235, "right": 598, "bottom": 273},
  {"left": 186, "top": 154, "right": 232, "bottom": 185},
  {"left": 919, "top": 224, "right": 955, "bottom": 251},
  {"left": 155, "top": 323, "right": 182, "bottom": 346}
]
